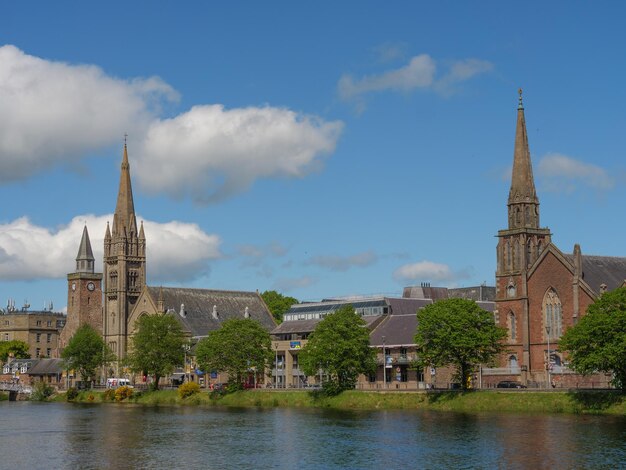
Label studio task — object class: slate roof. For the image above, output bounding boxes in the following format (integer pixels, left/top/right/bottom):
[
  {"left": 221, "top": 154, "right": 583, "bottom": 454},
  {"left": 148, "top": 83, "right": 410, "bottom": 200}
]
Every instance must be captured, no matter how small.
[
  {"left": 385, "top": 298, "right": 432, "bottom": 315},
  {"left": 27, "top": 358, "right": 64, "bottom": 376},
  {"left": 563, "top": 254, "right": 626, "bottom": 293},
  {"left": 147, "top": 286, "right": 276, "bottom": 337},
  {"left": 369, "top": 314, "right": 418, "bottom": 347}
]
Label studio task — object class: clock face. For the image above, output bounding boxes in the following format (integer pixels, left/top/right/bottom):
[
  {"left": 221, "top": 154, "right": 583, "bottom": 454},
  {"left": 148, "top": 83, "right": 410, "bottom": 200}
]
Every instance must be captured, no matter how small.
[
  {"left": 87, "top": 282, "right": 95, "bottom": 292},
  {"left": 71, "top": 282, "right": 76, "bottom": 291}
]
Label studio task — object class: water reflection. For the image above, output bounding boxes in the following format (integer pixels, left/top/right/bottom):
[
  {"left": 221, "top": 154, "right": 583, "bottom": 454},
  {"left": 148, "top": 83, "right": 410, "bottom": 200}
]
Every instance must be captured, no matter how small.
[{"left": 0, "top": 402, "right": 624, "bottom": 469}]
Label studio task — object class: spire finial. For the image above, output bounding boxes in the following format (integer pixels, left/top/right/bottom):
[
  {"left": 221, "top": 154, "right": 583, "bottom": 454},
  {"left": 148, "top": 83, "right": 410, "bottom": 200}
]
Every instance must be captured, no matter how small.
[
  {"left": 124, "top": 133, "right": 128, "bottom": 147},
  {"left": 518, "top": 88, "right": 523, "bottom": 109}
]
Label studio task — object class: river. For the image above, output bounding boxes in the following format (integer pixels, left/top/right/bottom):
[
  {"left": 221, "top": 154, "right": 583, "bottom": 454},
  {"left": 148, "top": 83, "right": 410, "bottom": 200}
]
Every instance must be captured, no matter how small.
[{"left": 1, "top": 402, "right": 624, "bottom": 469}]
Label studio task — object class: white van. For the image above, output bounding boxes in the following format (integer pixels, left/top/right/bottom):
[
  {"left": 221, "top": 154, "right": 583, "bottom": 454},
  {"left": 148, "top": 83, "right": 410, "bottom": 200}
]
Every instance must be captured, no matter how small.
[{"left": 106, "top": 378, "right": 132, "bottom": 388}]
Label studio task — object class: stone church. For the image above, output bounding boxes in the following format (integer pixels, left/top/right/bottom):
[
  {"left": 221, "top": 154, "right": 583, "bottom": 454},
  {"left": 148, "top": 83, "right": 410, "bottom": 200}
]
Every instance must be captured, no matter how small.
[
  {"left": 63, "top": 143, "right": 275, "bottom": 369},
  {"left": 486, "top": 91, "right": 626, "bottom": 388}
]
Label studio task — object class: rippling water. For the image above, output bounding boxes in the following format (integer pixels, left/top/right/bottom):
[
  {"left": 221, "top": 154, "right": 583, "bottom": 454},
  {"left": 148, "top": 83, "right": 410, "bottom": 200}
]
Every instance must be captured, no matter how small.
[{"left": 1, "top": 402, "right": 624, "bottom": 469}]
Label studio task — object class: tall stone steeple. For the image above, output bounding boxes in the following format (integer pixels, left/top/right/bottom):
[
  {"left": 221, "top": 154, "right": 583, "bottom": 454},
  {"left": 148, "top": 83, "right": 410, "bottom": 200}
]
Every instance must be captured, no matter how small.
[
  {"left": 495, "top": 91, "right": 552, "bottom": 382},
  {"left": 103, "top": 141, "right": 146, "bottom": 362},
  {"left": 497, "top": 90, "right": 551, "bottom": 279},
  {"left": 112, "top": 142, "right": 138, "bottom": 238},
  {"left": 507, "top": 89, "right": 540, "bottom": 230}
]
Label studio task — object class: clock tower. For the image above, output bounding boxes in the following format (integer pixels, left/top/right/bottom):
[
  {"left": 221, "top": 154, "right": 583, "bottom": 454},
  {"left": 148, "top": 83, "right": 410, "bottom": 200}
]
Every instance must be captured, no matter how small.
[{"left": 59, "top": 225, "right": 103, "bottom": 354}]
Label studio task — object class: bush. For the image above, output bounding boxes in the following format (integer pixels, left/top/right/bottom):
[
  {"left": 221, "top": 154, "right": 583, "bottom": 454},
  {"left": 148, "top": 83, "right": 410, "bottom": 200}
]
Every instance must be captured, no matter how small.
[
  {"left": 178, "top": 382, "right": 201, "bottom": 399},
  {"left": 103, "top": 388, "right": 116, "bottom": 401},
  {"left": 66, "top": 387, "right": 79, "bottom": 401},
  {"left": 30, "top": 381, "right": 54, "bottom": 401},
  {"left": 115, "top": 386, "right": 133, "bottom": 402}
]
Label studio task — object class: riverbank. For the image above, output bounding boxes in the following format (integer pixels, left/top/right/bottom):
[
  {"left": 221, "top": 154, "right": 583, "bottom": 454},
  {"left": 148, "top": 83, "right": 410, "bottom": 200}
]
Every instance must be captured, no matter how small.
[{"left": 59, "top": 389, "right": 626, "bottom": 415}]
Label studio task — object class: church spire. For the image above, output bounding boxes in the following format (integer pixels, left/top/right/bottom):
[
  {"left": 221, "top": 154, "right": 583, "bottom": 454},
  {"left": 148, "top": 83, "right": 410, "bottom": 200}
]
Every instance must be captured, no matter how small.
[
  {"left": 76, "top": 225, "right": 95, "bottom": 273},
  {"left": 507, "top": 89, "right": 540, "bottom": 229},
  {"left": 112, "top": 140, "right": 138, "bottom": 238}
]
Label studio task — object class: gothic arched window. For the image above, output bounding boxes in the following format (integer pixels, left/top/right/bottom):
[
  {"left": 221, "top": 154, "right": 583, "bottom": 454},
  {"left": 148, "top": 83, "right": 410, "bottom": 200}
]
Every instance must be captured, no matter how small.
[
  {"left": 506, "top": 241, "right": 512, "bottom": 270},
  {"left": 524, "top": 206, "right": 530, "bottom": 226},
  {"left": 527, "top": 239, "right": 533, "bottom": 267},
  {"left": 543, "top": 288, "right": 562, "bottom": 340},
  {"left": 509, "top": 312, "right": 517, "bottom": 341}
]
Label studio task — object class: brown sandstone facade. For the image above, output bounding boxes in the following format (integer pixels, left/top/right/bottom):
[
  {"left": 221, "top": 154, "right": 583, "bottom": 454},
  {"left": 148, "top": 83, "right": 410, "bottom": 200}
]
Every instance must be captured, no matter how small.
[{"left": 486, "top": 91, "right": 619, "bottom": 388}]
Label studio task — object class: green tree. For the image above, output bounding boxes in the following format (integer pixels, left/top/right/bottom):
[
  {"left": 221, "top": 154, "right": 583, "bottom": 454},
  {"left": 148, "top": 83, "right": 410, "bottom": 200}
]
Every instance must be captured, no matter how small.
[
  {"left": 559, "top": 287, "right": 626, "bottom": 391},
  {"left": 127, "top": 314, "right": 185, "bottom": 390},
  {"left": 61, "top": 325, "right": 115, "bottom": 388},
  {"left": 261, "top": 290, "right": 298, "bottom": 323},
  {"left": 0, "top": 340, "right": 30, "bottom": 362},
  {"left": 300, "top": 305, "right": 376, "bottom": 395},
  {"left": 414, "top": 298, "right": 508, "bottom": 390},
  {"left": 195, "top": 318, "right": 272, "bottom": 389}
]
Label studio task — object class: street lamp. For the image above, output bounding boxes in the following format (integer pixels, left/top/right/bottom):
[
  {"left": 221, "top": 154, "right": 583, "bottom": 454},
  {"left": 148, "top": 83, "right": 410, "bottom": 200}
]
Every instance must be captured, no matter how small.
[
  {"left": 274, "top": 342, "right": 279, "bottom": 389},
  {"left": 545, "top": 326, "right": 551, "bottom": 389},
  {"left": 382, "top": 335, "right": 387, "bottom": 389},
  {"left": 183, "top": 343, "right": 191, "bottom": 384}
]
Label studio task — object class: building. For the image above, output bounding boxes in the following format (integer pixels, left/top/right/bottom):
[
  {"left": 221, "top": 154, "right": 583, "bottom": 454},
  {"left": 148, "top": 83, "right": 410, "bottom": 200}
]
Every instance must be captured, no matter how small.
[
  {"left": 103, "top": 142, "right": 146, "bottom": 360},
  {"left": 59, "top": 226, "right": 103, "bottom": 353},
  {"left": 83, "top": 143, "right": 277, "bottom": 384},
  {"left": 486, "top": 91, "right": 621, "bottom": 388},
  {"left": 1, "top": 358, "right": 64, "bottom": 389},
  {"left": 272, "top": 288, "right": 494, "bottom": 389},
  {"left": 128, "top": 286, "right": 276, "bottom": 385},
  {"left": 0, "top": 304, "right": 66, "bottom": 359}
]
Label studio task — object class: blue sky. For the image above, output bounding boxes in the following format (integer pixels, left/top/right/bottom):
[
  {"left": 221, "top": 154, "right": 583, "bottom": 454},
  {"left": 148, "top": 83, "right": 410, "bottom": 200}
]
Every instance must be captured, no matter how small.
[{"left": 2, "top": 2, "right": 626, "bottom": 311}]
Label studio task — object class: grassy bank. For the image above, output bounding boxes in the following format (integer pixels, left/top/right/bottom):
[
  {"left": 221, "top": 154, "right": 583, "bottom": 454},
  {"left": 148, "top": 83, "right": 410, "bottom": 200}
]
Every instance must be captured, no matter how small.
[{"left": 60, "top": 389, "right": 626, "bottom": 415}]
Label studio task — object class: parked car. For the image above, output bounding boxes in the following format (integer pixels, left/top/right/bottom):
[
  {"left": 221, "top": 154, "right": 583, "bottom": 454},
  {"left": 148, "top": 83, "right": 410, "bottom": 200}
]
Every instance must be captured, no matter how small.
[{"left": 496, "top": 380, "right": 527, "bottom": 389}]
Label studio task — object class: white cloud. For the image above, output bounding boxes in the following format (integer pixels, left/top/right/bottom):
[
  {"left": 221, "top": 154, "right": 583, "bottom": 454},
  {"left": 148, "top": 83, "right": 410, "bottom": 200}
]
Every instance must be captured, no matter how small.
[
  {"left": 393, "top": 260, "right": 456, "bottom": 283},
  {"left": 0, "top": 214, "right": 221, "bottom": 282},
  {"left": 273, "top": 276, "right": 316, "bottom": 292},
  {"left": 0, "top": 45, "right": 178, "bottom": 181},
  {"left": 307, "top": 250, "right": 378, "bottom": 271},
  {"left": 338, "top": 54, "right": 436, "bottom": 100},
  {"left": 135, "top": 105, "right": 343, "bottom": 203},
  {"left": 0, "top": 46, "right": 343, "bottom": 202},
  {"left": 237, "top": 242, "right": 289, "bottom": 268},
  {"left": 338, "top": 54, "right": 493, "bottom": 102},
  {"left": 537, "top": 153, "right": 614, "bottom": 192}
]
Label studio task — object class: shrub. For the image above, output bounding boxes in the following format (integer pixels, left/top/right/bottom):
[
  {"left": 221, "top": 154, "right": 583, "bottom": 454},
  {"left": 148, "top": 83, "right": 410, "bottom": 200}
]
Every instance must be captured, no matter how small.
[
  {"left": 115, "top": 386, "right": 133, "bottom": 402},
  {"left": 87, "top": 393, "right": 95, "bottom": 402},
  {"left": 178, "top": 382, "right": 201, "bottom": 399},
  {"left": 66, "top": 387, "right": 79, "bottom": 401},
  {"left": 103, "top": 388, "right": 116, "bottom": 401},
  {"left": 31, "top": 381, "right": 54, "bottom": 401}
]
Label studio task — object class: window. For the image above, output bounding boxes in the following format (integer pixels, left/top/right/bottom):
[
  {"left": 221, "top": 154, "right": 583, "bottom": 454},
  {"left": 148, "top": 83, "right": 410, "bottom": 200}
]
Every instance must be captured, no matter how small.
[
  {"left": 543, "top": 289, "right": 563, "bottom": 340},
  {"left": 46, "top": 348, "right": 51, "bottom": 357},
  {"left": 3, "top": 333, "right": 8, "bottom": 341},
  {"left": 526, "top": 239, "right": 533, "bottom": 267},
  {"left": 36, "top": 348, "right": 40, "bottom": 357},
  {"left": 47, "top": 333, "right": 52, "bottom": 343},
  {"left": 509, "top": 312, "right": 516, "bottom": 341},
  {"left": 47, "top": 321, "right": 52, "bottom": 327},
  {"left": 36, "top": 333, "right": 41, "bottom": 343},
  {"left": 3, "top": 320, "right": 8, "bottom": 325},
  {"left": 36, "top": 320, "right": 42, "bottom": 326},
  {"left": 509, "top": 355, "right": 519, "bottom": 370},
  {"left": 506, "top": 241, "right": 512, "bottom": 270}
]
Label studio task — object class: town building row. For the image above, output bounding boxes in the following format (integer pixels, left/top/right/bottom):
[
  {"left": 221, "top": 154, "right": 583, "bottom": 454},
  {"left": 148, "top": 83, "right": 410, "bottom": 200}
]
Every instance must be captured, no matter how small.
[{"left": 1, "top": 91, "right": 622, "bottom": 391}]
